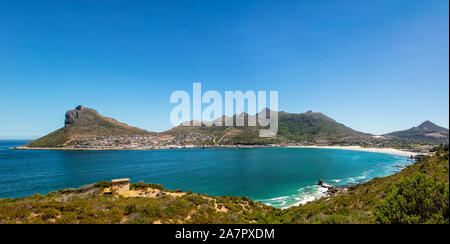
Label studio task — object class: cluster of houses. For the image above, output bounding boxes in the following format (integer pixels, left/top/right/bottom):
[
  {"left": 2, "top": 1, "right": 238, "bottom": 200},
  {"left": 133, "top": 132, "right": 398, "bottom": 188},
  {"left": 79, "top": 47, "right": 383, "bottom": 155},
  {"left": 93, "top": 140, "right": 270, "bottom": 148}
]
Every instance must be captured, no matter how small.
[
  {"left": 169, "top": 132, "right": 214, "bottom": 145},
  {"left": 72, "top": 132, "right": 214, "bottom": 149},
  {"left": 69, "top": 131, "right": 435, "bottom": 153}
]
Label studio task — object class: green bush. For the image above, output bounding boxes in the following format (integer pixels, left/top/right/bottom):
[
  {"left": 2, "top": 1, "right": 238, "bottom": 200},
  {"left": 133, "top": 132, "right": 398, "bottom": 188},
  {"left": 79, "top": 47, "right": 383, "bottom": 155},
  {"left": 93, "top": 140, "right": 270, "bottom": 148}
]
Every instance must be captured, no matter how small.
[
  {"left": 130, "top": 182, "right": 166, "bottom": 191},
  {"left": 375, "top": 173, "right": 449, "bottom": 224},
  {"left": 319, "top": 214, "right": 349, "bottom": 224},
  {"left": 148, "top": 184, "right": 165, "bottom": 191},
  {"left": 130, "top": 182, "right": 150, "bottom": 190},
  {"left": 56, "top": 211, "right": 78, "bottom": 224},
  {"left": 93, "top": 180, "right": 112, "bottom": 189}
]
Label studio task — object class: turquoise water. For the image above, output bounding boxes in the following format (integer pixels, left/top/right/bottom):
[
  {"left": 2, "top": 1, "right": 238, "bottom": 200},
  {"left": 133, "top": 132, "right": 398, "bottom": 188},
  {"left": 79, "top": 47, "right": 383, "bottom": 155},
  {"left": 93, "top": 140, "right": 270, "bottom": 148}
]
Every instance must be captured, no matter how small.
[{"left": 0, "top": 140, "right": 411, "bottom": 208}]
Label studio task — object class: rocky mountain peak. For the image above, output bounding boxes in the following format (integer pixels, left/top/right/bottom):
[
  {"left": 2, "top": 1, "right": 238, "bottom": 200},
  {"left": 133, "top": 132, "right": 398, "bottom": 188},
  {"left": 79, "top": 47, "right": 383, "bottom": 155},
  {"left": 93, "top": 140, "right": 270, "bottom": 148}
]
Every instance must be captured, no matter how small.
[
  {"left": 64, "top": 105, "right": 96, "bottom": 126},
  {"left": 418, "top": 120, "right": 437, "bottom": 130},
  {"left": 76, "top": 105, "right": 86, "bottom": 111}
]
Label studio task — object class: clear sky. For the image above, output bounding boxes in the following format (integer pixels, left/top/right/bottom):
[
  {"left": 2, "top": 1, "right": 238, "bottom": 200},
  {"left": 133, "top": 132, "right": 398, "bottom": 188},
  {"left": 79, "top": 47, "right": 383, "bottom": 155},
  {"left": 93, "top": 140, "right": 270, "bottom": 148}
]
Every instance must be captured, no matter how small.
[{"left": 0, "top": 0, "right": 448, "bottom": 139}]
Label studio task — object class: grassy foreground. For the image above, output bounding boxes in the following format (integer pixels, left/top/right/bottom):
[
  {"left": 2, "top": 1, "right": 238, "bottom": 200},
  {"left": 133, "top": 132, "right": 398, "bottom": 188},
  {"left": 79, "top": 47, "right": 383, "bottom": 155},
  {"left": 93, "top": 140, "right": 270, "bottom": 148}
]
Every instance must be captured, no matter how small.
[{"left": 0, "top": 147, "right": 448, "bottom": 224}]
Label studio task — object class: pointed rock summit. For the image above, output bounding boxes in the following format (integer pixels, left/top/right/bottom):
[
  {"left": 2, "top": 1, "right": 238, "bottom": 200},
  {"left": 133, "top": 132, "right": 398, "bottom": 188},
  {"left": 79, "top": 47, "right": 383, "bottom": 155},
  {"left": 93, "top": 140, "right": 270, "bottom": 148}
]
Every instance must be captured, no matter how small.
[
  {"left": 65, "top": 105, "right": 88, "bottom": 125},
  {"left": 417, "top": 120, "right": 443, "bottom": 131}
]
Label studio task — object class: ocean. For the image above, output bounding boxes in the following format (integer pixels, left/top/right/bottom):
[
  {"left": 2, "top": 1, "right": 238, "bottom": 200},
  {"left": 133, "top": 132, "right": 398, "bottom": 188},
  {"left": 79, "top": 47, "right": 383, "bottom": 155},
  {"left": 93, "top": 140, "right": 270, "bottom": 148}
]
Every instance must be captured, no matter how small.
[{"left": 0, "top": 140, "right": 411, "bottom": 208}]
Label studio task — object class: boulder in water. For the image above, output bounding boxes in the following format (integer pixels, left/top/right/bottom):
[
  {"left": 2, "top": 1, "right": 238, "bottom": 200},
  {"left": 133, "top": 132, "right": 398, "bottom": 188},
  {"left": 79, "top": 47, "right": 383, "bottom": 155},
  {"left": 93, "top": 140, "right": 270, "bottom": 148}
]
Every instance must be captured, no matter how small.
[{"left": 318, "top": 178, "right": 324, "bottom": 186}]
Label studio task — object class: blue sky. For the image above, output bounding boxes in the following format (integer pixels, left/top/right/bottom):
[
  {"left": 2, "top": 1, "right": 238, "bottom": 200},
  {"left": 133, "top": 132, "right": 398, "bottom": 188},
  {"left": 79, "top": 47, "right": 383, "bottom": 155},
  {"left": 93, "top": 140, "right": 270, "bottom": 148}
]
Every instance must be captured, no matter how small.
[{"left": 0, "top": 0, "right": 448, "bottom": 139}]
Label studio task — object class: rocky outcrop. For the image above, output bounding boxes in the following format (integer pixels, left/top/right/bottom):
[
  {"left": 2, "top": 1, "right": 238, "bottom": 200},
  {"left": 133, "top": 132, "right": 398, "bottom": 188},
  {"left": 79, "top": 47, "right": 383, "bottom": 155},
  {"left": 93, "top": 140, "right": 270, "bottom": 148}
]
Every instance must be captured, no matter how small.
[
  {"left": 65, "top": 105, "right": 83, "bottom": 125},
  {"left": 413, "top": 154, "right": 431, "bottom": 162},
  {"left": 318, "top": 178, "right": 347, "bottom": 196},
  {"left": 64, "top": 105, "right": 98, "bottom": 126},
  {"left": 323, "top": 185, "right": 347, "bottom": 196},
  {"left": 317, "top": 178, "right": 324, "bottom": 186}
]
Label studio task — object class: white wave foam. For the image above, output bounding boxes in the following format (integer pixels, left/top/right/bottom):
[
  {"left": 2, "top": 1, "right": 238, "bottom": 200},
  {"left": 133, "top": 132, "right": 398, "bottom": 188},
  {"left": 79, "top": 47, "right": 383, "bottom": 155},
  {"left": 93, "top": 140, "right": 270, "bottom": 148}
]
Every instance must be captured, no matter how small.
[
  {"left": 269, "top": 196, "right": 290, "bottom": 201},
  {"left": 284, "top": 185, "right": 328, "bottom": 209},
  {"left": 347, "top": 175, "right": 366, "bottom": 183},
  {"left": 259, "top": 184, "right": 329, "bottom": 209}
]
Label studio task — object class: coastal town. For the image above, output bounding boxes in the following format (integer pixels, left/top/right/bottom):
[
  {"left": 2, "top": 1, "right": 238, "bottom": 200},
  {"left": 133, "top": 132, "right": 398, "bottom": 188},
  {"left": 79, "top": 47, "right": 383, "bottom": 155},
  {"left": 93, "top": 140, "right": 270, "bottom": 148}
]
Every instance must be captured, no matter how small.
[
  {"left": 71, "top": 132, "right": 280, "bottom": 150},
  {"left": 66, "top": 132, "right": 434, "bottom": 157},
  {"left": 72, "top": 132, "right": 215, "bottom": 149}
]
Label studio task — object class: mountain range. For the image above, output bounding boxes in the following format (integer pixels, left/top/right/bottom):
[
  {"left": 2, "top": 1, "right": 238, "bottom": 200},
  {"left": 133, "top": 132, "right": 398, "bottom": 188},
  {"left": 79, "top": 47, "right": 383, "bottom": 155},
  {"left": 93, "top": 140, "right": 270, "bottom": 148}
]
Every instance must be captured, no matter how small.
[{"left": 24, "top": 105, "right": 448, "bottom": 148}]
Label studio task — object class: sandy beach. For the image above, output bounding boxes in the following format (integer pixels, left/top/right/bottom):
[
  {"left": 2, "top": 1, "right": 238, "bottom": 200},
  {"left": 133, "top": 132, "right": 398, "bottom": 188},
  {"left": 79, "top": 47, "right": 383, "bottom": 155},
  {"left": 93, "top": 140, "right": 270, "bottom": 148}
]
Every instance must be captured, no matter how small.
[{"left": 287, "top": 145, "right": 420, "bottom": 157}]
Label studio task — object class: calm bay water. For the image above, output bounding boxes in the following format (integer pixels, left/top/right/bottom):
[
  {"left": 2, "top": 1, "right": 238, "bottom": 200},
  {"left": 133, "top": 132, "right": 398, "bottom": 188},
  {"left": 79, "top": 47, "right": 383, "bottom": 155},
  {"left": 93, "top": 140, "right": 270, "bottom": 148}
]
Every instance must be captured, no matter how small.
[{"left": 0, "top": 140, "right": 411, "bottom": 208}]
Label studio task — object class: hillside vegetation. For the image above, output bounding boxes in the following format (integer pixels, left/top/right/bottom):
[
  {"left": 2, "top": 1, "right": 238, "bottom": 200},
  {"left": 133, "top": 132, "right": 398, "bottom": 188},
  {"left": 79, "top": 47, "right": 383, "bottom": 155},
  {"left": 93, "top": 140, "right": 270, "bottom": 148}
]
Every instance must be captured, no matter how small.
[
  {"left": 166, "top": 110, "right": 370, "bottom": 145},
  {"left": 279, "top": 145, "right": 449, "bottom": 224},
  {"left": 1, "top": 146, "right": 448, "bottom": 224},
  {"left": 384, "top": 121, "right": 449, "bottom": 145}
]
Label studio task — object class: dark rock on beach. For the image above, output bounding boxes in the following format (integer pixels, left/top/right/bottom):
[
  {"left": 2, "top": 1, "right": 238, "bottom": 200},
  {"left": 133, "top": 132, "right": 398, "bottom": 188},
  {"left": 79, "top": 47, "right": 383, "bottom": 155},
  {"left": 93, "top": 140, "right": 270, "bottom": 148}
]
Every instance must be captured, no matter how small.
[{"left": 318, "top": 178, "right": 347, "bottom": 196}]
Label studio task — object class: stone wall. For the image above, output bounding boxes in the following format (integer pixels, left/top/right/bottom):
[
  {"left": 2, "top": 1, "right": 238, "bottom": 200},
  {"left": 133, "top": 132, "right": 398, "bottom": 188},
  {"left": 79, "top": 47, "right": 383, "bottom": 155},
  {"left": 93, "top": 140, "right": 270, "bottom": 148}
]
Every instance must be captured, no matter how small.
[{"left": 111, "top": 178, "right": 130, "bottom": 195}]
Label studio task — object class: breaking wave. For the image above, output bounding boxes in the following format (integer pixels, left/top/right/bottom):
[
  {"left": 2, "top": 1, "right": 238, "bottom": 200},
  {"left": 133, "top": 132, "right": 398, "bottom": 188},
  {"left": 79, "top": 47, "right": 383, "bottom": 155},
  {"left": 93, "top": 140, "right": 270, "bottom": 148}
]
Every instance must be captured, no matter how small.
[{"left": 258, "top": 184, "right": 329, "bottom": 209}]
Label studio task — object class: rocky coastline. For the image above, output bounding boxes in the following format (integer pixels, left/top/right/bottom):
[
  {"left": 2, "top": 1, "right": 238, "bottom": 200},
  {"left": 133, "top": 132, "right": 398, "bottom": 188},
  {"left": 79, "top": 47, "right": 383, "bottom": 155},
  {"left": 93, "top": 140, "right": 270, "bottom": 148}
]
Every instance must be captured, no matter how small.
[{"left": 317, "top": 178, "right": 348, "bottom": 197}]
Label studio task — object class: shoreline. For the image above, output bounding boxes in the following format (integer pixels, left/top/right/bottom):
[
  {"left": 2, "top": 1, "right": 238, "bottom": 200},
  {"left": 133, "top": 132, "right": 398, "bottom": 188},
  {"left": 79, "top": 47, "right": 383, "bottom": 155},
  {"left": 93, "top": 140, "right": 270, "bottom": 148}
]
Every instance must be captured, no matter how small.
[
  {"left": 14, "top": 145, "right": 421, "bottom": 157},
  {"left": 13, "top": 146, "right": 240, "bottom": 151},
  {"left": 286, "top": 145, "right": 419, "bottom": 157}
]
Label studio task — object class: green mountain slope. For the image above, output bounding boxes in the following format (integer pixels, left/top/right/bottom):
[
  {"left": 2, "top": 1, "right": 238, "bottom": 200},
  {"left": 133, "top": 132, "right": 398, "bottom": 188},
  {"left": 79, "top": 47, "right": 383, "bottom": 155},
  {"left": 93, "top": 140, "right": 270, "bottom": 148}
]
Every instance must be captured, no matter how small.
[
  {"left": 165, "top": 110, "right": 370, "bottom": 144},
  {"left": 164, "top": 112, "right": 279, "bottom": 145},
  {"left": 277, "top": 111, "right": 368, "bottom": 142},
  {"left": 384, "top": 121, "right": 449, "bottom": 144},
  {"left": 25, "top": 105, "right": 153, "bottom": 148}
]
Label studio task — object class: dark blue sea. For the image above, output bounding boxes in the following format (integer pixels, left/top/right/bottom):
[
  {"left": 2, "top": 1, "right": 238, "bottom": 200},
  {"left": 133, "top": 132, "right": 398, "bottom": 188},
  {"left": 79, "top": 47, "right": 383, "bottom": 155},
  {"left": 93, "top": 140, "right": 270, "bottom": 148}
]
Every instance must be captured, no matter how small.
[{"left": 0, "top": 140, "right": 411, "bottom": 208}]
